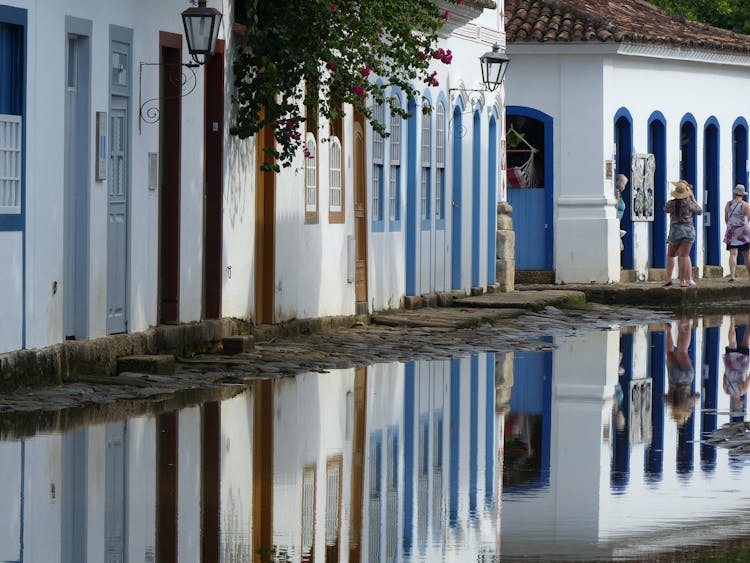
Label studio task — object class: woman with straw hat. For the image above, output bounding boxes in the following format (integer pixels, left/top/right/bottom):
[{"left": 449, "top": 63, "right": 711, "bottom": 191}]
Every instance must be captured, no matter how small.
[
  {"left": 723, "top": 184, "right": 750, "bottom": 282},
  {"left": 663, "top": 180, "right": 702, "bottom": 288}
]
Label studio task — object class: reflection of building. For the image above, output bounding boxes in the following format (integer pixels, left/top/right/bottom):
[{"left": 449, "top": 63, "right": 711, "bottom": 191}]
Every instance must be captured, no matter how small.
[{"left": 500, "top": 317, "right": 750, "bottom": 559}]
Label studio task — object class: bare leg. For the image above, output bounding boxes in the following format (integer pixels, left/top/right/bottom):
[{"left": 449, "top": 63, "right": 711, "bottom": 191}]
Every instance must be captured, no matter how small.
[
  {"left": 729, "top": 248, "right": 738, "bottom": 279},
  {"left": 729, "top": 315, "right": 738, "bottom": 349},
  {"left": 743, "top": 250, "right": 750, "bottom": 279},
  {"left": 665, "top": 243, "right": 678, "bottom": 285},
  {"left": 678, "top": 240, "right": 694, "bottom": 285}
]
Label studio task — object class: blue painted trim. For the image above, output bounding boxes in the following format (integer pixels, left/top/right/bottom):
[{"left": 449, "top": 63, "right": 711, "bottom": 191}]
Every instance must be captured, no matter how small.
[
  {"left": 614, "top": 107, "right": 634, "bottom": 269},
  {"left": 732, "top": 117, "right": 749, "bottom": 191},
  {"left": 648, "top": 111, "right": 667, "bottom": 268},
  {"left": 388, "top": 88, "right": 404, "bottom": 232},
  {"left": 612, "top": 332, "right": 633, "bottom": 491},
  {"left": 449, "top": 359, "right": 460, "bottom": 526},
  {"left": 506, "top": 106, "right": 554, "bottom": 269},
  {"left": 420, "top": 167, "right": 432, "bottom": 231},
  {"left": 371, "top": 165, "right": 386, "bottom": 232},
  {"left": 0, "top": 6, "right": 29, "bottom": 349},
  {"left": 541, "top": 341, "right": 552, "bottom": 474},
  {"left": 704, "top": 116, "right": 721, "bottom": 266},
  {"left": 371, "top": 80, "right": 387, "bottom": 233},
  {"left": 469, "top": 355, "right": 479, "bottom": 515},
  {"left": 402, "top": 362, "right": 415, "bottom": 553},
  {"left": 471, "top": 110, "right": 481, "bottom": 287},
  {"left": 701, "top": 326, "right": 720, "bottom": 470},
  {"left": 646, "top": 331, "right": 665, "bottom": 479},
  {"left": 405, "top": 99, "right": 419, "bottom": 295},
  {"left": 487, "top": 114, "right": 498, "bottom": 285},
  {"left": 680, "top": 113, "right": 698, "bottom": 264},
  {"left": 484, "top": 353, "right": 495, "bottom": 508},
  {"left": 451, "top": 100, "right": 464, "bottom": 289}
]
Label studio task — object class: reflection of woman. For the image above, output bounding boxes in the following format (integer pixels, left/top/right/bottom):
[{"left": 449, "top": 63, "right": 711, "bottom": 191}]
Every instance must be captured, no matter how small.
[
  {"left": 723, "top": 315, "right": 750, "bottom": 413},
  {"left": 663, "top": 318, "right": 700, "bottom": 426}
]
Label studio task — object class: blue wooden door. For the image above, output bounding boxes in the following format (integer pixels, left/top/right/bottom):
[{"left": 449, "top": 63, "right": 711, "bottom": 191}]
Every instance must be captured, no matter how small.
[{"left": 508, "top": 187, "right": 547, "bottom": 269}]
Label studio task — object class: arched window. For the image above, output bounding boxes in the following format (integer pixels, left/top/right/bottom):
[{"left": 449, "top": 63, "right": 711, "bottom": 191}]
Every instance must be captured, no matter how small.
[
  {"left": 329, "top": 136, "right": 342, "bottom": 213},
  {"left": 389, "top": 97, "right": 401, "bottom": 224},
  {"left": 420, "top": 106, "right": 432, "bottom": 222},
  {"left": 435, "top": 101, "right": 446, "bottom": 220},
  {"left": 372, "top": 99, "right": 385, "bottom": 224},
  {"left": 305, "top": 132, "right": 317, "bottom": 216}
]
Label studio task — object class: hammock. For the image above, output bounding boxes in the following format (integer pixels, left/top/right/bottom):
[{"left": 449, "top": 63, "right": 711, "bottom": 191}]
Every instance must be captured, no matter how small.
[{"left": 506, "top": 125, "right": 537, "bottom": 189}]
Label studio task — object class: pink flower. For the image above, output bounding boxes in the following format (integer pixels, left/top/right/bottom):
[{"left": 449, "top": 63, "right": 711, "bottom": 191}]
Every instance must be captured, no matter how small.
[
  {"left": 433, "top": 47, "right": 445, "bottom": 60},
  {"left": 350, "top": 85, "right": 365, "bottom": 96},
  {"left": 443, "top": 10, "right": 450, "bottom": 19},
  {"left": 360, "top": 66, "right": 371, "bottom": 77},
  {"left": 441, "top": 49, "right": 453, "bottom": 64},
  {"left": 326, "top": 62, "right": 338, "bottom": 72},
  {"left": 456, "top": 0, "right": 464, "bottom": 3},
  {"left": 330, "top": 3, "right": 337, "bottom": 11}
]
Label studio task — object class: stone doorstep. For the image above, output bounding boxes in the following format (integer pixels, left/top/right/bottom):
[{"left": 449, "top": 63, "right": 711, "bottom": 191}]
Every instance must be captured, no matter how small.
[
  {"left": 222, "top": 335, "right": 255, "bottom": 355},
  {"left": 117, "top": 354, "right": 175, "bottom": 376}
]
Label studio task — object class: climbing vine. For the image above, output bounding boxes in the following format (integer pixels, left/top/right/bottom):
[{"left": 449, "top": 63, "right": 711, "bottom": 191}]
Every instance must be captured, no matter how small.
[{"left": 231, "top": 0, "right": 464, "bottom": 171}]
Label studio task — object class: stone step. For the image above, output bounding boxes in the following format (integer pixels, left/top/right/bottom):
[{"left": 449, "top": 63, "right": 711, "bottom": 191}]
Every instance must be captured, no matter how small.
[
  {"left": 117, "top": 354, "right": 175, "bottom": 375},
  {"left": 222, "top": 335, "right": 256, "bottom": 355}
]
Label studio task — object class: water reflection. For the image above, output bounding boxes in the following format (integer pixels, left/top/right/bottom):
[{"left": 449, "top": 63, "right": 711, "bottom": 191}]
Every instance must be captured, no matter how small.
[{"left": 6, "top": 316, "right": 750, "bottom": 561}]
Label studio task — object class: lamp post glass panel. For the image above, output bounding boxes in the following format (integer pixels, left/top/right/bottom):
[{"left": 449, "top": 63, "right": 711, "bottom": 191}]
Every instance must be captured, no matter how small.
[
  {"left": 181, "top": 0, "right": 222, "bottom": 64},
  {"left": 480, "top": 43, "right": 510, "bottom": 92}
]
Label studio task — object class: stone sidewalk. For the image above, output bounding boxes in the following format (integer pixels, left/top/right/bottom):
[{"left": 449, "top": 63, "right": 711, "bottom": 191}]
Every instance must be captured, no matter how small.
[{"left": 1, "top": 277, "right": 747, "bottom": 397}]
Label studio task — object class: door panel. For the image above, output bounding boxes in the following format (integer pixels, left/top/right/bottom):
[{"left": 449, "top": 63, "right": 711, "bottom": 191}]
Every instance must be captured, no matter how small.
[
  {"left": 354, "top": 116, "right": 368, "bottom": 305},
  {"left": 107, "top": 104, "right": 128, "bottom": 333},
  {"left": 508, "top": 187, "right": 546, "bottom": 269}
]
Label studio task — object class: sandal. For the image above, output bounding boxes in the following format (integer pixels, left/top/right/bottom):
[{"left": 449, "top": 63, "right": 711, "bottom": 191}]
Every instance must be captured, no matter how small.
[{"left": 662, "top": 280, "right": 673, "bottom": 287}]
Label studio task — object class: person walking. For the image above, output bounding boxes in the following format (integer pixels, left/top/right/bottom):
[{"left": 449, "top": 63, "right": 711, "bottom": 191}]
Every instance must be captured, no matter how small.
[
  {"left": 615, "top": 174, "right": 628, "bottom": 251},
  {"left": 723, "top": 184, "right": 750, "bottom": 282},
  {"left": 663, "top": 180, "right": 702, "bottom": 288}
]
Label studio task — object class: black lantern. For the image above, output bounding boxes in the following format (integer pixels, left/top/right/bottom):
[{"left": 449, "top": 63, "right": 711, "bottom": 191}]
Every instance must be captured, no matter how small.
[
  {"left": 181, "top": 0, "right": 223, "bottom": 65},
  {"left": 479, "top": 43, "right": 510, "bottom": 92}
]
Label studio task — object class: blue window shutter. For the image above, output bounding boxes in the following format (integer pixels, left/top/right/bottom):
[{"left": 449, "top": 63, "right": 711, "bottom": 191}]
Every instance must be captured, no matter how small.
[{"left": 0, "top": 22, "right": 23, "bottom": 115}]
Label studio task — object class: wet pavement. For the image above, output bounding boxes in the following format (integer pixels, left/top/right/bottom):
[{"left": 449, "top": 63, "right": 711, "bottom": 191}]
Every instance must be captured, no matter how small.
[{"left": 0, "top": 280, "right": 746, "bottom": 416}]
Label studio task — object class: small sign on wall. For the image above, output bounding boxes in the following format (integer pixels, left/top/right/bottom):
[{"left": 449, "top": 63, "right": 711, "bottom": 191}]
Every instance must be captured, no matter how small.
[{"left": 96, "top": 112, "right": 107, "bottom": 181}]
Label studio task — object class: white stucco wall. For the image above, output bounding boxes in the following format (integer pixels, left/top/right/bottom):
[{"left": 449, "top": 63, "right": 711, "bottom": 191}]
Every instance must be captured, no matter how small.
[{"left": 506, "top": 42, "right": 750, "bottom": 283}]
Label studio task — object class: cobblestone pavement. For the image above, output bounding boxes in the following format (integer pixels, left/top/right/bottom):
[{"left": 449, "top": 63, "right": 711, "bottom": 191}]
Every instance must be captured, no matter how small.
[{"left": 0, "top": 302, "right": 676, "bottom": 422}]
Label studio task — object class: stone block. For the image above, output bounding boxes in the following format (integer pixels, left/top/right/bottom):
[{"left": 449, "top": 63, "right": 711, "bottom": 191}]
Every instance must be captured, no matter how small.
[
  {"left": 496, "top": 214, "right": 513, "bottom": 231},
  {"left": 436, "top": 292, "right": 454, "bottom": 306},
  {"left": 497, "top": 201, "right": 513, "bottom": 214},
  {"left": 620, "top": 269, "right": 637, "bottom": 282},
  {"left": 223, "top": 335, "right": 256, "bottom": 355},
  {"left": 470, "top": 286, "right": 484, "bottom": 296},
  {"left": 496, "top": 230, "right": 515, "bottom": 260},
  {"left": 403, "top": 295, "right": 423, "bottom": 310},
  {"left": 648, "top": 268, "right": 666, "bottom": 282},
  {"left": 486, "top": 283, "right": 500, "bottom": 294},
  {"left": 421, "top": 293, "right": 438, "bottom": 307},
  {"left": 117, "top": 355, "right": 175, "bottom": 375},
  {"left": 703, "top": 265, "right": 723, "bottom": 279},
  {"left": 496, "top": 260, "right": 515, "bottom": 292}
]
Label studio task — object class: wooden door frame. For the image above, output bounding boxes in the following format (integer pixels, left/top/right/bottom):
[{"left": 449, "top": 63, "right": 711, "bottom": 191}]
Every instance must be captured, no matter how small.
[
  {"left": 157, "top": 31, "right": 182, "bottom": 324},
  {"left": 202, "top": 39, "right": 224, "bottom": 319},
  {"left": 353, "top": 112, "right": 368, "bottom": 313},
  {"left": 254, "top": 121, "right": 276, "bottom": 324}
]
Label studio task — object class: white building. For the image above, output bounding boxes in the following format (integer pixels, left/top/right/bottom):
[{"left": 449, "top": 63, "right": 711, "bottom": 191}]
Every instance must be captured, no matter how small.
[
  {"left": 0, "top": 0, "right": 509, "bottom": 358},
  {"left": 504, "top": 0, "right": 750, "bottom": 283}
]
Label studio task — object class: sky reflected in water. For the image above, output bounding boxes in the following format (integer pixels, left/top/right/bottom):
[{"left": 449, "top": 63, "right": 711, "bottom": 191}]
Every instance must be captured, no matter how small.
[{"left": 3, "top": 315, "right": 750, "bottom": 561}]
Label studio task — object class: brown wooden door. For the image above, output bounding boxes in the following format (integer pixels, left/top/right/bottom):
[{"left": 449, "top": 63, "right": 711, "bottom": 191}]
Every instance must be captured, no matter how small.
[
  {"left": 203, "top": 41, "right": 224, "bottom": 319},
  {"left": 353, "top": 114, "right": 368, "bottom": 307},
  {"left": 158, "top": 33, "right": 182, "bottom": 324},
  {"left": 348, "top": 367, "right": 367, "bottom": 562},
  {"left": 254, "top": 121, "right": 276, "bottom": 324}
]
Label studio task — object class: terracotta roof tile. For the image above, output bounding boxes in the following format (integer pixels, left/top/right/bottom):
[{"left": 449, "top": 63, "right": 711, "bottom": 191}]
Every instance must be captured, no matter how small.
[{"left": 505, "top": 0, "right": 750, "bottom": 54}]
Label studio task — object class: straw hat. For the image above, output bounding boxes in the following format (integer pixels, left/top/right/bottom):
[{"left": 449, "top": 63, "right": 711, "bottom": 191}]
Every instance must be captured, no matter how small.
[
  {"left": 733, "top": 184, "right": 747, "bottom": 196},
  {"left": 670, "top": 180, "right": 692, "bottom": 199}
]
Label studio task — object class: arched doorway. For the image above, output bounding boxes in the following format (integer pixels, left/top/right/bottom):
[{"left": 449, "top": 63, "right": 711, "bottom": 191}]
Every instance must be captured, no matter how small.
[
  {"left": 505, "top": 106, "right": 553, "bottom": 272},
  {"left": 614, "top": 109, "right": 633, "bottom": 270},
  {"left": 704, "top": 117, "right": 720, "bottom": 266},
  {"left": 680, "top": 114, "right": 698, "bottom": 264},
  {"left": 648, "top": 112, "right": 667, "bottom": 268}
]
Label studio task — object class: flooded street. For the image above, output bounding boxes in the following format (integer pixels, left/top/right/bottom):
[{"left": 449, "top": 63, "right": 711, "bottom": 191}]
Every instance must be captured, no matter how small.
[{"left": 3, "top": 310, "right": 750, "bottom": 561}]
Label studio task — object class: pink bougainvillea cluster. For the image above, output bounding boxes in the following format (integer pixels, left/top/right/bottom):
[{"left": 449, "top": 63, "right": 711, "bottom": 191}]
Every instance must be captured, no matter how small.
[{"left": 232, "top": 0, "right": 469, "bottom": 171}]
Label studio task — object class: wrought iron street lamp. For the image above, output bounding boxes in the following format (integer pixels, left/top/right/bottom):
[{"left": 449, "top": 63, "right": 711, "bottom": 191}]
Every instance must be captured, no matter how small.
[
  {"left": 181, "top": 0, "right": 223, "bottom": 66},
  {"left": 479, "top": 43, "right": 511, "bottom": 92}
]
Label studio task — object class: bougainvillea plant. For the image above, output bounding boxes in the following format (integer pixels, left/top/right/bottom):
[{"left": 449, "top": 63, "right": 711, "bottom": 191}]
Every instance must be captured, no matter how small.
[{"left": 231, "top": 0, "right": 465, "bottom": 171}]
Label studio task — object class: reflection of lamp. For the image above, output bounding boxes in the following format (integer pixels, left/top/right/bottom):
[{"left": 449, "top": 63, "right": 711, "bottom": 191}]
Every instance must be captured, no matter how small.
[
  {"left": 182, "top": 0, "right": 223, "bottom": 66},
  {"left": 479, "top": 43, "right": 511, "bottom": 92}
]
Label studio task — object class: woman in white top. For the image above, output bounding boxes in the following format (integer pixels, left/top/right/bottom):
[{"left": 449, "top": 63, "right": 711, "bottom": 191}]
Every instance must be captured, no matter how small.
[{"left": 723, "top": 184, "right": 750, "bottom": 282}]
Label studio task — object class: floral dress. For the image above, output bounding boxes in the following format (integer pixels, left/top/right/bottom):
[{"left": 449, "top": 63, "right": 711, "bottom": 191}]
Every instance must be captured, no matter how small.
[{"left": 724, "top": 200, "right": 750, "bottom": 247}]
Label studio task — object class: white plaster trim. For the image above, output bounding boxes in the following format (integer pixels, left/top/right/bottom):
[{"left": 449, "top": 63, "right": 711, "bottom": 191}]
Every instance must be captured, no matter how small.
[
  {"left": 557, "top": 196, "right": 613, "bottom": 208},
  {"left": 617, "top": 42, "right": 750, "bottom": 68},
  {"left": 507, "top": 41, "right": 750, "bottom": 68}
]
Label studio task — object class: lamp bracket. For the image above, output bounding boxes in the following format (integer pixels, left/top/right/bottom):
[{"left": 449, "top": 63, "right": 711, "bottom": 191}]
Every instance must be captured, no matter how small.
[{"left": 138, "top": 61, "right": 199, "bottom": 133}]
